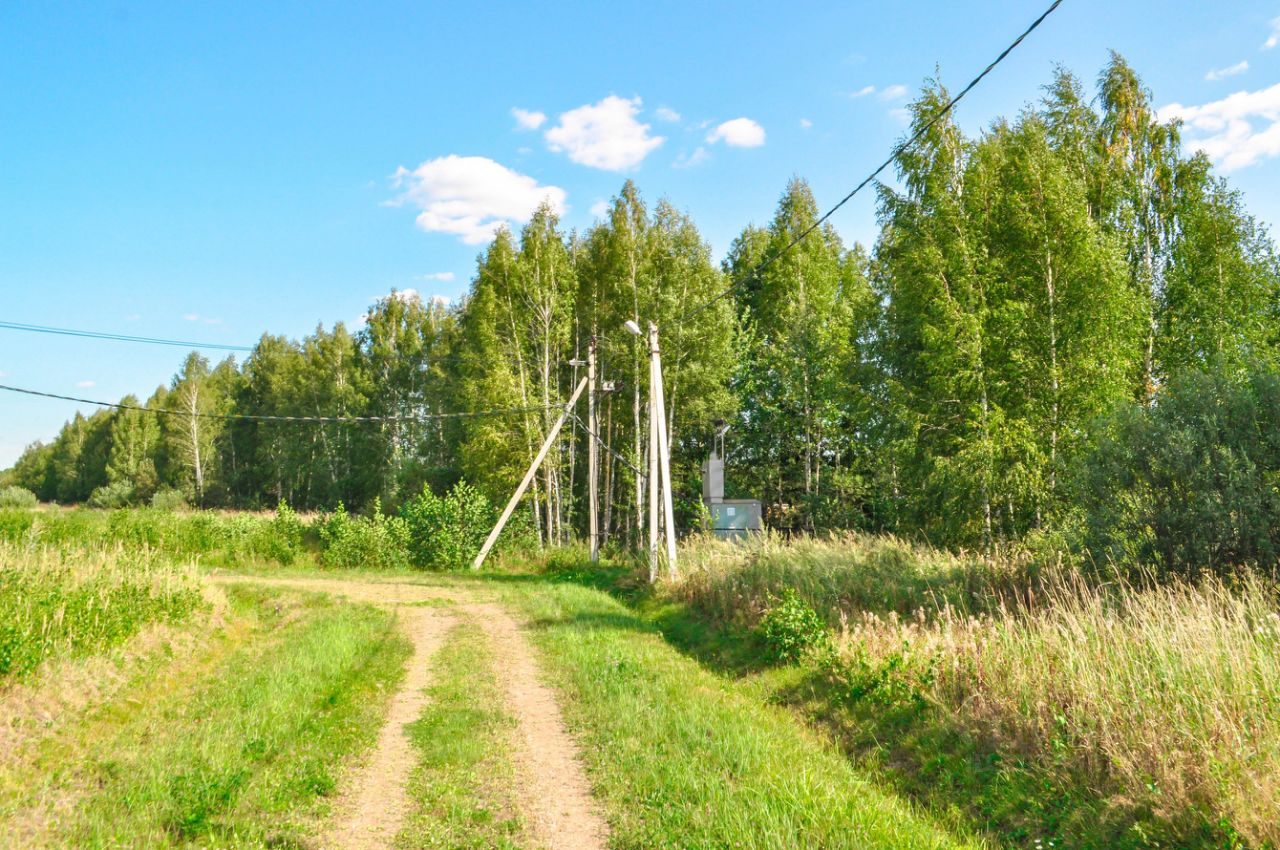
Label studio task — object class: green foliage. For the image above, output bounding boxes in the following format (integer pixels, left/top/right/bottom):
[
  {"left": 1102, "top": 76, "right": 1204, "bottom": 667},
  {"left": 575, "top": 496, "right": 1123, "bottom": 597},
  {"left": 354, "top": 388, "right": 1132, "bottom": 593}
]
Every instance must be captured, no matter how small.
[
  {"left": 87, "top": 479, "right": 135, "bottom": 509},
  {"left": 0, "top": 485, "right": 37, "bottom": 509},
  {"left": 400, "top": 480, "right": 494, "bottom": 570},
  {"left": 150, "top": 487, "right": 188, "bottom": 511},
  {"left": 756, "top": 588, "right": 829, "bottom": 664},
  {"left": 0, "top": 543, "right": 203, "bottom": 678},
  {"left": 1080, "top": 360, "right": 1280, "bottom": 578},
  {"left": 317, "top": 499, "right": 410, "bottom": 570}
]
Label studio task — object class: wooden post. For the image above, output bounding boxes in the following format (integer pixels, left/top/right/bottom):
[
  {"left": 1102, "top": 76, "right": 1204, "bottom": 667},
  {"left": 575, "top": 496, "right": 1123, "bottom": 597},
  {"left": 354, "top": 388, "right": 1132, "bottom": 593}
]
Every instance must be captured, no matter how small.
[
  {"left": 588, "top": 337, "right": 599, "bottom": 562},
  {"left": 651, "top": 327, "right": 678, "bottom": 578},
  {"left": 473, "top": 377, "right": 589, "bottom": 569},
  {"left": 647, "top": 324, "right": 660, "bottom": 583}
]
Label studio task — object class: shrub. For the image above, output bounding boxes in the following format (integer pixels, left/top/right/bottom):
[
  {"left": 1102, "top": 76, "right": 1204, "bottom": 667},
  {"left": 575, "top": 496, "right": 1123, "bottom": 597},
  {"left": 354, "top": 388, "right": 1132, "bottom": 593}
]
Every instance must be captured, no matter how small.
[
  {"left": 756, "top": 587, "right": 829, "bottom": 664},
  {"left": 400, "top": 481, "right": 494, "bottom": 570},
  {"left": 0, "top": 485, "right": 37, "bottom": 509},
  {"left": 1079, "top": 360, "right": 1280, "bottom": 578},
  {"left": 150, "top": 488, "right": 189, "bottom": 511},
  {"left": 88, "top": 480, "right": 135, "bottom": 509},
  {"left": 317, "top": 500, "right": 409, "bottom": 570},
  {"left": 0, "top": 509, "right": 35, "bottom": 543}
]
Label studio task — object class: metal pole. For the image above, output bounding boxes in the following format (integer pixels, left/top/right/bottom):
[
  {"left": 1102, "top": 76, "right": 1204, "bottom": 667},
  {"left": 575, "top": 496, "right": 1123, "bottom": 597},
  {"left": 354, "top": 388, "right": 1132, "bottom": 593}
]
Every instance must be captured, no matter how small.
[
  {"left": 647, "top": 325, "right": 660, "bottom": 583},
  {"left": 587, "top": 337, "right": 599, "bottom": 562},
  {"left": 473, "top": 377, "right": 589, "bottom": 569},
  {"left": 651, "top": 326, "right": 678, "bottom": 578}
]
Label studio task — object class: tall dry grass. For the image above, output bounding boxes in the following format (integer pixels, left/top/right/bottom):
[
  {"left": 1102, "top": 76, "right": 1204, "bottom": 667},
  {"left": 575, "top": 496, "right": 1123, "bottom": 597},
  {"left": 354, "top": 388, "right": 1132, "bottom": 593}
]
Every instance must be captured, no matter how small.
[
  {"left": 0, "top": 542, "right": 204, "bottom": 679},
  {"left": 673, "top": 533, "right": 1280, "bottom": 846}
]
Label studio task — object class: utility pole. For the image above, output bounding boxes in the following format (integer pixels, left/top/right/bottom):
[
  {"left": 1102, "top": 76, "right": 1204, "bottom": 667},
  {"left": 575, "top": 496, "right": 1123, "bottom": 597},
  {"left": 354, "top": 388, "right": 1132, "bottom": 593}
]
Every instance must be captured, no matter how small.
[
  {"left": 626, "top": 319, "right": 678, "bottom": 582},
  {"left": 587, "top": 336, "right": 599, "bottom": 562},
  {"left": 473, "top": 376, "right": 589, "bottom": 569}
]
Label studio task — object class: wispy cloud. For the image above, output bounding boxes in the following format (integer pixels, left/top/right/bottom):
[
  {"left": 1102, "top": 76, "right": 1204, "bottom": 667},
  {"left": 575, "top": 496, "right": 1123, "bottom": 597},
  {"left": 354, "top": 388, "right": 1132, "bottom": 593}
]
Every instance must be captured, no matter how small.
[
  {"left": 545, "top": 96, "right": 665, "bottom": 171},
  {"left": 1206, "top": 60, "right": 1249, "bottom": 81},
  {"left": 182, "top": 313, "right": 199, "bottom": 322},
  {"left": 706, "top": 118, "right": 765, "bottom": 148},
  {"left": 418, "top": 272, "right": 455, "bottom": 282},
  {"left": 388, "top": 155, "right": 566, "bottom": 244},
  {"left": 75, "top": 380, "right": 95, "bottom": 389},
  {"left": 589, "top": 199, "right": 609, "bottom": 218},
  {"left": 849, "top": 84, "right": 908, "bottom": 102},
  {"left": 799, "top": 118, "right": 813, "bottom": 130},
  {"left": 511, "top": 107, "right": 546, "bottom": 131},
  {"left": 654, "top": 106, "right": 681, "bottom": 122},
  {"left": 1160, "top": 82, "right": 1280, "bottom": 171},
  {"left": 1264, "top": 16, "right": 1280, "bottom": 50},
  {"left": 673, "top": 146, "right": 711, "bottom": 168}
]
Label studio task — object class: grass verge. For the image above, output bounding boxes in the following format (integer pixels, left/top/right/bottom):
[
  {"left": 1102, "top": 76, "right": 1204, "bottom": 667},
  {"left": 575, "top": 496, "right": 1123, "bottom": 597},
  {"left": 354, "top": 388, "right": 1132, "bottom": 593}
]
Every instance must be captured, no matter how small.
[
  {"left": 489, "top": 575, "right": 982, "bottom": 850},
  {"left": 2, "top": 583, "right": 410, "bottom": 849}
]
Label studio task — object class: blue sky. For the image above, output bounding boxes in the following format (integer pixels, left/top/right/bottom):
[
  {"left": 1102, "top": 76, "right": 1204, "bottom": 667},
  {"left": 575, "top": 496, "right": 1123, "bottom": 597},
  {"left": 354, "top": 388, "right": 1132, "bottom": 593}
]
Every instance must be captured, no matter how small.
[{"left": 5, "top": 0, "right": 1280, "bottom": 467}]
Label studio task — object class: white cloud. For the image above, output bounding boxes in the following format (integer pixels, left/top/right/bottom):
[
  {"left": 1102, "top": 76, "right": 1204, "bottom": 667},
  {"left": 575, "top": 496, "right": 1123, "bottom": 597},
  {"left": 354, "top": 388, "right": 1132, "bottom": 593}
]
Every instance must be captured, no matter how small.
[
  {"left": 182, "top": 313, "right": 199, "bottom": 322},
  {"left": 673, "top": 146, "right": 711, "bottom": 168},
  {"left": 545, "top": 96, "right": 665, "bottom": 171},
  {"left": 389, "top": 155, "right": 567, "bottom": 244},
  {"left": 202, "top": 317, "right": 222, "bottom": 325},
  {"left": 800, "top": 118, "right": 813, "bottom": 129},
  {"left": 391, "top": 288, "right": 420, "bottom": 303},
  {"left": 589, "top": 199, "right": 609, "bottom": 218},
  {"left": 428, "top": 294, "right": 451, "bottom": 308},
  {"left": 1161, "top": 82, "right": 1280, "bottom": 171},
  {"left": 419, "top": 272, "right": 455, "bottom": 282},
  {"left": 1206, "top": 60, "right": 1249, "bottom": 81},
  {"left": 706, "top": 118, "right": 765, "bottom": 148},
  {"left": 512, "top": 107, "right": 547, "bottom": 131},
  {"left": 879, "top": 84, "right": 909, "bottom": 101},
  {"left": 75, "top": 380, "right": 95, "bottom": 389},
  {"left": 1265, "top": 17, "right": 1280, "bottom": 49},
  {"left": 850, "top": 85, "right": 876, "bottom": 98},
  {"left": 655, "top": 106, "right": 681, "bottom": 122}
]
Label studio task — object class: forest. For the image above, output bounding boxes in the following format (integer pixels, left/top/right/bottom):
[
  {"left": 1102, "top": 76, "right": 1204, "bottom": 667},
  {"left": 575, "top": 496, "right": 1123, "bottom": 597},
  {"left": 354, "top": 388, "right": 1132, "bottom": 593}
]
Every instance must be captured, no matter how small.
[{"left": 8, "top": 54, "right": 1280, "bottom": 576}]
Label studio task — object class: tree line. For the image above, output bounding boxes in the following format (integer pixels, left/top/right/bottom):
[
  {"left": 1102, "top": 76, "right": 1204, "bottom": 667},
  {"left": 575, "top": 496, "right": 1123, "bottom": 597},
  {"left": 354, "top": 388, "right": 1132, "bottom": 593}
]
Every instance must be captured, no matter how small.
[{"left": 8, "top": 55, "right": 1280, "bottom": 558}]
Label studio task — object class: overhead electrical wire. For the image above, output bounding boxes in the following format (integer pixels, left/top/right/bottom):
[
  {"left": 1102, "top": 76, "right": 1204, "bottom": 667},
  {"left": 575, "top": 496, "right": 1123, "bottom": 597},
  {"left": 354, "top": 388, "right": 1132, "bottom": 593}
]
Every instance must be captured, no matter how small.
[
  {"left": 0, "top": 320, "right": 254, "bottom": 352},
  {"left": 677, "top": 0, "right": 1065, "bottom": 323},
  {"left": 0, "top": 383, "right": 554, "bottom": 424}
]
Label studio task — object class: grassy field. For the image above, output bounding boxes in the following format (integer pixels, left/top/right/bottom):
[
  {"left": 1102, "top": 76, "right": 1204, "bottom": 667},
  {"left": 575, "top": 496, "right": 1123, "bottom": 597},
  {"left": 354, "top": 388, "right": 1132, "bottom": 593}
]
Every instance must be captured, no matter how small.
[
  {"left": 3, "top": 505, "right": 1272, "bottom": 849},
  {"left": 659, "top": 533, "right": 1280, "bottom": 849}
]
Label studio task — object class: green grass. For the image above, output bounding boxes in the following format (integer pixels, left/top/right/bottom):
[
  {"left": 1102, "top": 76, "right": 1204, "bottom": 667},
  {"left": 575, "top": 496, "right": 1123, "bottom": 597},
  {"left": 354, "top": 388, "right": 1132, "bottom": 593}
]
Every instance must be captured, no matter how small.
[
  {"left": 399, "top": 620, "right": 524, "bottom": 849},
  {"left": 0, "top": 542, "right": 204, "bottom": 678},
  {"left": 651, "top": 536, "right": 1280, "bottom": 849},
  {"left": 487, "top": 574, "right": 983, "bottom": 850},
  {"left": 3, "top": 583, "right": 411, "bottom": 849}
]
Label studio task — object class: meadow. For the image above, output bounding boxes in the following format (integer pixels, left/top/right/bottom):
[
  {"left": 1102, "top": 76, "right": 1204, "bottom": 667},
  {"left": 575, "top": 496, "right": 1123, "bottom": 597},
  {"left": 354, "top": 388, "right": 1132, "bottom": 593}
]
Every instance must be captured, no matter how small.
[{"left": 1, "top": 504, "right": 1275, "bottom": 849}]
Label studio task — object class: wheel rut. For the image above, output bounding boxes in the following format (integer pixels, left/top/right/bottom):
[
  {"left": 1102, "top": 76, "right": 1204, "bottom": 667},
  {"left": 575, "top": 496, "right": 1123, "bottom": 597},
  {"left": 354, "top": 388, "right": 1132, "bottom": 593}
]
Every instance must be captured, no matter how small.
[{"left": 213, "top": 575, "right": 608, "bottom": 850}]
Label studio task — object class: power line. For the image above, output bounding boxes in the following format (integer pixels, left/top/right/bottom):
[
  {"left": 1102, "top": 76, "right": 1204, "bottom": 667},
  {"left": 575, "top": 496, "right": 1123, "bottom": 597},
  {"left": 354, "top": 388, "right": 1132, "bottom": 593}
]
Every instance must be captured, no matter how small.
[
  {"left": 0, "top": 320, "right": 253, "bottom": 352},
  {"left": 0, "top": 383, "right": 554, "bottom": 424},
  {"left": 678, "top": 0, "right": 1065, "bottom": 323}
]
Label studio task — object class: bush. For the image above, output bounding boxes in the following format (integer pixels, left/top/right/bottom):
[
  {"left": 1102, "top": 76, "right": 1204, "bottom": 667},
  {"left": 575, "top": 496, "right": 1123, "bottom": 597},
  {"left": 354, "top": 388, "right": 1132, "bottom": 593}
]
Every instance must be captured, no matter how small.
[
  {"left": 317, "top": 500, "right": 409, "bottom": 570},
  {"left": 150, "top": 488, "right": 189, "bottom": 511},
  {"left": 756, "top": 588, "right": 829, "bottom": 664},
  {"left": 88, "top": 480, "right": 135, "bottom": 509},
  {"left": 400, "top": 481, "right": 494, "bottom": 570},
  {"left": 1079, "top": 360, "right": 1280, "bottom": 578},
  {"left": 0, "top": 486, "right": 37, "bottom": 509}
]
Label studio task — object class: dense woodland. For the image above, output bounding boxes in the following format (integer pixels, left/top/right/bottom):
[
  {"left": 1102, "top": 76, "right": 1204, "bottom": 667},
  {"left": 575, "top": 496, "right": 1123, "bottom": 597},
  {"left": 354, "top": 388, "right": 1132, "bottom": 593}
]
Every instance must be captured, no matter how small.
[{"left": 9, "top": 56, "right": 1280, "bottom": 569}]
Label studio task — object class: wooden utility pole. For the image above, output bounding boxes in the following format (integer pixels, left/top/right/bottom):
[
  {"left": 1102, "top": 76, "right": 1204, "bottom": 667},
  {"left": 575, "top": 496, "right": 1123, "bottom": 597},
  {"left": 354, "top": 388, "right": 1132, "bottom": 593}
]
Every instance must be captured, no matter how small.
[
  {"left": 473, "top": 376, "right": 589, "bottom": 569},
  {"left": 587, "top": 337, "right": 599, "bottom": 562},
  {"left": 648, "top": 324, "right": 661, "bottom": 582}
]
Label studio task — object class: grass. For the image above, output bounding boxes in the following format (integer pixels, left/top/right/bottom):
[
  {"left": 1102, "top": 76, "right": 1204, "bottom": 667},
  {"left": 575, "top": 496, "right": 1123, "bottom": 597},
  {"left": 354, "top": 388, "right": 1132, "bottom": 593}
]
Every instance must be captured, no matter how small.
[
  {"left": 1, "top": 583, "right": 411, "bottom": 849},
  {"left": 399, "top": 620, "right": 524, "bottom": 849},
  {"left": 0, "top": 541, "right": 204, "bottom": 678},
  {"left": 485, "top": 571, "right": 983, "bottom": 850},
  {"left": 662, "top": 534, "right": 1280, "bottom": 849}
]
